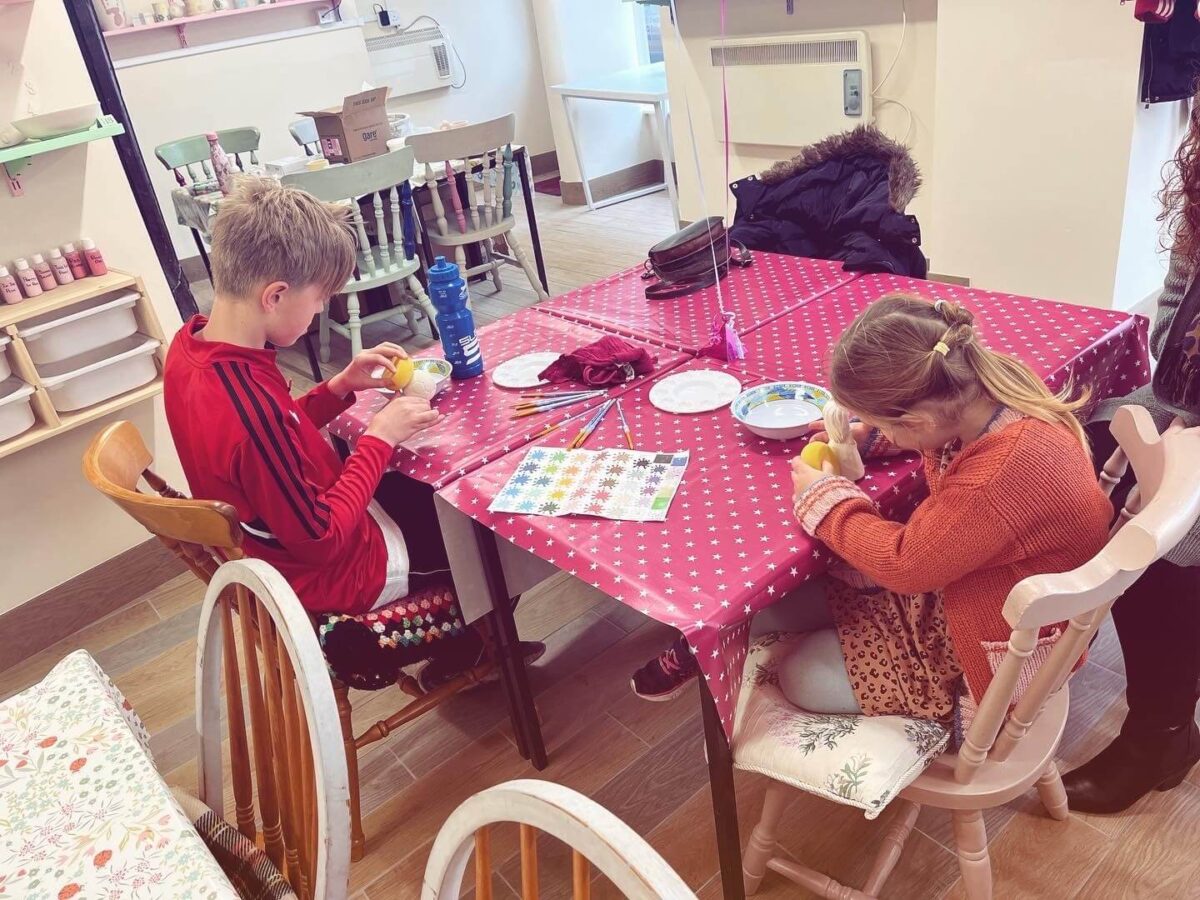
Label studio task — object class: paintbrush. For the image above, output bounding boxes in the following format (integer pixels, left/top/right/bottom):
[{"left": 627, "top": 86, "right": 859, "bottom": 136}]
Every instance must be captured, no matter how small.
[
  {"left": 568, "top": 399, "right": 615, "bottom": 449},
  {"left": 510, "top": 394, "right": 601, "bottom": 419},
  {"left": 615, "top": 398, "right": 634, "bottom": 450},
  {"left": 529, "top": 405, "right": 595, "bottom": 440}
]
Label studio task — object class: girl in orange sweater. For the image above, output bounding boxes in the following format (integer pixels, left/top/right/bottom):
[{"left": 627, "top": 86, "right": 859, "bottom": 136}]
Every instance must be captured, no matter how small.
[{"left": 775, "top": 294, "right": 1113, "bottom": 724}]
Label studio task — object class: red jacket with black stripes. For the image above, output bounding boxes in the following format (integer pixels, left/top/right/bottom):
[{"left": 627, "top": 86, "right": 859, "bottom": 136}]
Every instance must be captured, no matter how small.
[{"left": 164, "top": 315, "right": 391, "bottom": 614}]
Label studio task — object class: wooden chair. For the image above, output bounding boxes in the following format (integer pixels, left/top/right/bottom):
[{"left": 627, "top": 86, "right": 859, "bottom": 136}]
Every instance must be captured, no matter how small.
[
  {"left": 423, "top": 779, "right": 696, "bottom": 899},
  {"left": 406, "top": 114, "right": 550, "bottom": 303},
  {"left": 195, "top": 557, "right": 350, "bottom": 900},
  {"left": 282, "top": 146, "right": 437, "bottom": 362},
  {"left": 739, "top": 406, "right": 1200, "bottom": 899},
  {"left": 82, "top": 420, "right": 494, "bottom": 863},
  {"left": 290, "top": 117, "right": 322, "bottom": 157}
]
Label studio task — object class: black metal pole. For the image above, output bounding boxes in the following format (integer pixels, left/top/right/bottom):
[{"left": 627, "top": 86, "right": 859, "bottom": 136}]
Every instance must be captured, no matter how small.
[{"left": 62, "top": 0, "right": 198, "bottom": 320}]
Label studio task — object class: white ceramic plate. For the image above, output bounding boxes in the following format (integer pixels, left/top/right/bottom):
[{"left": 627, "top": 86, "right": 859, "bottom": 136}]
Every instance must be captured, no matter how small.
[
  {"left": 12, "top": 104, "right": 101, "bottom": 141},
  {"left": 492, "top": 351, "right": 560, "bottom": 389},
  {"left": 649, "top": 370, "right": 742, "bottom": 414}
]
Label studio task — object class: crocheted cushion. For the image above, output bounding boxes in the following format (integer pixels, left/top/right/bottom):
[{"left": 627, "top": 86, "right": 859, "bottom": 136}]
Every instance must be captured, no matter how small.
[
  {"left": 317, "top": 583, "right": 467, "bottom": 691},
  {"left": 732, "top": 632, "right": 950, "bottom": 819}
]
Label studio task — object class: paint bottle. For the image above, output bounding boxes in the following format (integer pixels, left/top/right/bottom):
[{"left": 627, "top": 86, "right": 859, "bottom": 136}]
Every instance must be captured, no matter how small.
[
  {"left": 29, "top": 254, "right": 58, "bottom": 292},
  {"left": 81, "top": 239, "right": 108, "bottom": 276},
  {"left": 47, "top": 248, "right": 75, "bottom": 285},
  {"left": 13, "top": 259, "right": 42, "bottom": 298},
  {"left": 0, "top": 267, "right": 23, "bottom": 304},
  {"left": 61, "top": 243, "right": 89, "bottom": 279}
]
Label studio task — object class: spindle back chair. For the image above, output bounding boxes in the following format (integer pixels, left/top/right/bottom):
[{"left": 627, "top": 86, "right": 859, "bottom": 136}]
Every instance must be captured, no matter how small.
[{"left": 741, "top": 406, "right": 1200, "bottom": 899}]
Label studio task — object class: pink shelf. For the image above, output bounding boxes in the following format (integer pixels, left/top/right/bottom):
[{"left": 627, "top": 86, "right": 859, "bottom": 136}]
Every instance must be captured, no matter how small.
[{"left": 103, "top": 0, "right": 325, "bottom": 41}]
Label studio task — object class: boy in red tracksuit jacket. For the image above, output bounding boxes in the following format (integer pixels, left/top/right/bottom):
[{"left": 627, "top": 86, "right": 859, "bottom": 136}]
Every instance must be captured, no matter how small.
[{"left": 164, "top": 178, "right": 537, "bottom": 690}]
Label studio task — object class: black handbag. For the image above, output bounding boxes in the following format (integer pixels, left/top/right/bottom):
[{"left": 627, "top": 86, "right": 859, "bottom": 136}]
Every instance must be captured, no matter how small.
[{"left": 641, "top": 216, "right": 752, "bottom": 300}]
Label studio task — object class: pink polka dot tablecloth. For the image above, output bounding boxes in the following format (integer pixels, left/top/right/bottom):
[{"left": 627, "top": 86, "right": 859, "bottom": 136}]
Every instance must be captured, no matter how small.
[
  {"left": 535, "top": 252, "right": 857, "bottom": 353},
  {"left": 439, "top": 357, "right": 931, "bottom": 735},
  {"left": 328, "top": 307, "right": 690, "bottom": 488},
  {"left": 735, "top": 274, "right": 1151, "bottom": 404}
]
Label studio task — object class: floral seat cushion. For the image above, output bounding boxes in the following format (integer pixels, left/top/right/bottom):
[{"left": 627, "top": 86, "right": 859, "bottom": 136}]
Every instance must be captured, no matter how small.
[
  {"left": 316, "top": 583, "right": 468, "bottom": 691},
  {"left": 732, "top": 632, "right": 950, "bottom": 819}
]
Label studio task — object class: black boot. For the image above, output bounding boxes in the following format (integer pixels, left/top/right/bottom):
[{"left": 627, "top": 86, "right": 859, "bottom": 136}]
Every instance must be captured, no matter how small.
[{"left": 1063, "top": 720, "right": 1200, "bottom": 814}]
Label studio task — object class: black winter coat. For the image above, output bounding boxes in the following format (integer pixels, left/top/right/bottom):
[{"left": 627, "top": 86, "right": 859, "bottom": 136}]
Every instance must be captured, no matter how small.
[{"left": 728, "top": 126, "right": 927, "bottom": 279}]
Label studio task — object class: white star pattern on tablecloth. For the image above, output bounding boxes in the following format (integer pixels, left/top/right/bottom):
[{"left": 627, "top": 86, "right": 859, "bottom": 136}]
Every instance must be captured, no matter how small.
[{"left": 329, "top": 255, "right": 1151, "bottom": 735}]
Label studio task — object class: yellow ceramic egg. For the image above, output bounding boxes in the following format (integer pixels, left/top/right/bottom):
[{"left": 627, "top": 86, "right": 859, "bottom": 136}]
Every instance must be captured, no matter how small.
[
  {"left": 799, "top": 440, "right": 840, "bottom": 475},
  {"left": 388, "top": 357, "right": 415, "bottom": 390}
]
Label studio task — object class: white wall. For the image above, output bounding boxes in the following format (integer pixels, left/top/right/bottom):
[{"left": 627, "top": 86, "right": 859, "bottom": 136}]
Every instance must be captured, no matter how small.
[
  {"left": 0, "top": 0, "right": 183, "bottom": 613},
  {"left": 111, "top": 0, "right": 555, "bottom": 261},
  {"left": 930, "top": 0, "right": 1147, "bottom": 307},
  {"left": 662, "top": 0, "right": 937, "bottom": 238},
  {"left": 528, "top": 0, "right": 659, "bottom": 184},
  {"left": 1114, "top": 99, "right": 1188, "bottom": 311}
]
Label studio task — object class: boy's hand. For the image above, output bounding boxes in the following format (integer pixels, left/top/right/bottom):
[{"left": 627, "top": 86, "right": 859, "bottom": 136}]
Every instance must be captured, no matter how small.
[
  {"left": 790, "top": 456, "right": 834, "bottom": 499},
  {"left": 328, "top": 343, "right": 409, "bottom": 397},
  {"left": 366, "top": 396, "right": 440, "bottom": 445}
]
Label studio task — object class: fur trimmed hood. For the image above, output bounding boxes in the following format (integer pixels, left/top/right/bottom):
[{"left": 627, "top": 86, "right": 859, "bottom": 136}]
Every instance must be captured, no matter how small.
[{"left": 758, "top": 125, "right": 920, "bottom": 212}]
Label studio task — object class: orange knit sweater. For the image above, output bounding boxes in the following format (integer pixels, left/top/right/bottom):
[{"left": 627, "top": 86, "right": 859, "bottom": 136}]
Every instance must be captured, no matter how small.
[{"left": 795, "top": 418, "right": 1113, "bottom": 705}]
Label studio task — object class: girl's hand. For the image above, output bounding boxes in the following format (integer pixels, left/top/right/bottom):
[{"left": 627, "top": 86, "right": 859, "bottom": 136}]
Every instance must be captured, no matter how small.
[
  {"left": 805, "top": 419, "right": 875, "bottom": 451},
  {"left": 328, "top": 342, "right": 409, "bottom": 396},
  {"left": 791, "top": 456, "right": 835, "bottom": 498}
]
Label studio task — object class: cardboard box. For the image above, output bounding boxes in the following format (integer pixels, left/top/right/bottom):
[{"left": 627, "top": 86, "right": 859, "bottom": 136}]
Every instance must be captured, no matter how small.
[{"left": 298, "top": 87, "right": 390, "bottom": 164}]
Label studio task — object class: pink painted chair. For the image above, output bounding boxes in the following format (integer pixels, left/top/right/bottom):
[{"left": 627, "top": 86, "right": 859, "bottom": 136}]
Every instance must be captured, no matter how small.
[{"left": 738, "top": 406, "right": 1200, "bottom": 899}]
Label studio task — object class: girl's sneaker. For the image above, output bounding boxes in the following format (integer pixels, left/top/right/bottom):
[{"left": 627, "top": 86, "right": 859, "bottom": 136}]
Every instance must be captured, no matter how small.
[{"left": 630, "top": 636, "right": 699, "bottom": 701}]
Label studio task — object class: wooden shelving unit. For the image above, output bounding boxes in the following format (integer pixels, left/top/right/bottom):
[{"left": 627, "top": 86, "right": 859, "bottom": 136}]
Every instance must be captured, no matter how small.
[
  {"left": 101, "top": 0, "right": 327, "bottom": 48},
  {"left": 0, "top": 268, "right": 166, "bottom": 462}
]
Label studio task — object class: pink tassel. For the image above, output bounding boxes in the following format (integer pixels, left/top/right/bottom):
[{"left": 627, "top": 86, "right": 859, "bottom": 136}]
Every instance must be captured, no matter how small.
[{"left": 698, "top": 312, "right": 746, "bottom": 362}]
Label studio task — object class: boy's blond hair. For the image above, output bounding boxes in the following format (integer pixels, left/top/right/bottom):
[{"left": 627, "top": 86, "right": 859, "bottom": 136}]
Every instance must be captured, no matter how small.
[{"left": 210, "top": 177, "right": 355, "bottom": 299}]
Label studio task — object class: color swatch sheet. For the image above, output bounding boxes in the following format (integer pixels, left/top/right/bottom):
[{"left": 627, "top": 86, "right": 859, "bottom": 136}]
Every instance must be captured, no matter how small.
[{"left": 487, "top": 447, "right": 689, "bottom": 521}]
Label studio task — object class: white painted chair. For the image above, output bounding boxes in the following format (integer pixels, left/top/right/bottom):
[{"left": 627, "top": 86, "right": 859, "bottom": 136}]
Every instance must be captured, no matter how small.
[
  {"left": 290, "top": 117, "right": 322, "bottom": 157},
  {"left": 406, "top": 114, "right": 550, "bottom": 302},
  {"left": 196, "top": 558, "right": 351, "bottom": 900},
  {"left": 422, "top": 780, "right": 696, "bottom": 899},
  {"left": 282, "top": 146, "right": 437, "bottom": 361},
  {"left": 739, "top": 406, "right": 1200, "bottom": 899}
]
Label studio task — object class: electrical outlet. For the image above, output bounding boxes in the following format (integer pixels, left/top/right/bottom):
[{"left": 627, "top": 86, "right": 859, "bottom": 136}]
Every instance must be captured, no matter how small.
[{"left": 843, "top": 69, "right": 863, "bottom": 117}]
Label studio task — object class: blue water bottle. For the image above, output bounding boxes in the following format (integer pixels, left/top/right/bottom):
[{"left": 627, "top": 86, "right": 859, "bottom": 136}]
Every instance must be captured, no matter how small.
[{"left": 427, "top": 256, "right": 484, "bottom": 379}]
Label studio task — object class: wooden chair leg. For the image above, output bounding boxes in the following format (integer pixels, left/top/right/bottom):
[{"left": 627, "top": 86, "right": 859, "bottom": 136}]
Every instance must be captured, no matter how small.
[
  {"left": 504, "top": 231, "right": 549, "bottom": 301},
  {"left": 346, "top": 291, "right": 363, "bottom": 359},
  {"left": 333, "top": 680, "right": 366, "bottom": 862},
  {"left": 318, "top": 307, "right": 331, "bottom": 363},
  {"left": 743, "top": 781, "right": 789, "bottom": 896},
  {"left": 1037, "top": 761, "right": 1070, "bottom": 821},
  {"left": 487, "top": 239, "right": 503, "bottom": 292},
  {"left": 405, "top": 274, "right": 439, "bottom": 331},
  {"left": 951, "top": 809, "right": 992, "bottom": 900},
  {"left": 862, "top": 799, "right": 920, "bottom": 896}
]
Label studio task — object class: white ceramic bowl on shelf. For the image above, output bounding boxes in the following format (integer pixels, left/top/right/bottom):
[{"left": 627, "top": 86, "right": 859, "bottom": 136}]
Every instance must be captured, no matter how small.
[{"left": 12, "top": 103, "right": 101, "bottom": 141}]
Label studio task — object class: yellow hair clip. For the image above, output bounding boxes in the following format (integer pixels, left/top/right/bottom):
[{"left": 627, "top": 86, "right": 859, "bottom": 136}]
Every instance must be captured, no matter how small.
[{"left": 933, "top": 341, "right": 951, "bottom": 356}]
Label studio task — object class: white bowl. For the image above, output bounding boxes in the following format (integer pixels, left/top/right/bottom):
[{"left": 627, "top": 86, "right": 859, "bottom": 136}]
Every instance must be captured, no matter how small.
[
  {"left": 12, "top": 104, "right": 101, "bottom": 141},
  {"left": 0, "top": 124, "right": 24, "bottom": 149},
  {"left": 731, "top": 381, "right": 831, "bottom": 441}
]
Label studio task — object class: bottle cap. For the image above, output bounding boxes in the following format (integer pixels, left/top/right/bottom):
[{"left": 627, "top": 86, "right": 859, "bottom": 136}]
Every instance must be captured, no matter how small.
[
  {"left": 206, "top": 132, "right": 219, "bottom": 140},
  {"left": 31, "top": 254, "right": 45, "bottom": 264},
  {"left": 14, "top": 258, "right": 30, "bottom": 270},
  {"left": 62, "top": 243, "right": 76, "bottom": 253},
  {"left": 81, "top": 239, "right": 96, "bottom": 250},
  {"left": 0, "top": 266, "right": 9, "bottom": 277},
  {"left": 428, "top": 256, "right": 458, "bottom": 278},
  {"left": 49, "top": 248, "right": 64, "bottom": 259}
]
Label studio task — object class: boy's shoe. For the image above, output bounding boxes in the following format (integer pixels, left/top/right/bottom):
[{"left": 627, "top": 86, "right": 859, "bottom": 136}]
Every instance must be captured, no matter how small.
[
  {"left": 630, "top": 636, "right": 699, "bottom": 701},
  {"left": 417, "top": 638, "right": 546, "bottom": 693}
]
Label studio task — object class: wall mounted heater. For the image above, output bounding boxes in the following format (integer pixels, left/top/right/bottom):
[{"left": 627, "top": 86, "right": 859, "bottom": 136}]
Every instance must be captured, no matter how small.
[
  {"left": 365, "top": 25, "right": 454, "bottom": 99},
  {"left": 703, "top": 31, "right": 873, "bottom": 147}
]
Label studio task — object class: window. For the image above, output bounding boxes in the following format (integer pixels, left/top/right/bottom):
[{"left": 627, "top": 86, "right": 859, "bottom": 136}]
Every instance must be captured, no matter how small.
[{"left": 633, "top": 2, "right": 665, "bottom": 65}]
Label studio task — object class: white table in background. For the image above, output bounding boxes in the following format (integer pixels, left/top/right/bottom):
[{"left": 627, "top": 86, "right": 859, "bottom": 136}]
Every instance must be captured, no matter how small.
[{"left": 551, "top": 62, "right": 679, "bottom": 227}]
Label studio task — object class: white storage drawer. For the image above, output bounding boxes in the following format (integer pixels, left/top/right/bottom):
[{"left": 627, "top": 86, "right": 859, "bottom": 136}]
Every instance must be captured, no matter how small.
[
  {"left": 0, "top": 376, "right": 36, "bottom": 442},
  {"left": 39, "top": 333, "right": 161, "bottom": 413},
  {"left": 17, "top": 290, "right": 141, "bottom": 366},
  {"left": 0, "top": 334, "right": 11, "bottom": 382}
]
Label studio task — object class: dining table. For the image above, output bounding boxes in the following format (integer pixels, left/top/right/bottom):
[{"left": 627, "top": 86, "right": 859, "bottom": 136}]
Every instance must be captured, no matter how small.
[
  {"left": 329, "top": 252, "right": 1150, "bottom": 899},
  {"left": 0, "top": 650, "right": 240, "bottom": 899}
]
